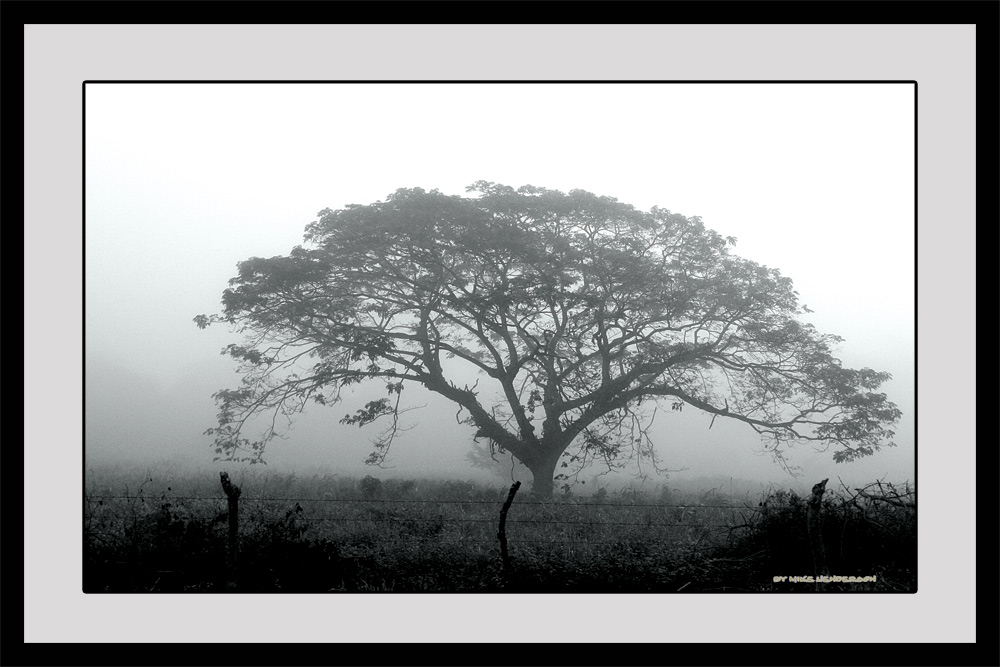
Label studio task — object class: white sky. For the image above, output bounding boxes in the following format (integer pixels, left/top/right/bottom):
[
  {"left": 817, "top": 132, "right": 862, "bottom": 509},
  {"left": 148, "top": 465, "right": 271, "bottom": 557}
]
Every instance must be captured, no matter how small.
[{"left": 85, "top": 82, "right": 915, "bottom": 486}]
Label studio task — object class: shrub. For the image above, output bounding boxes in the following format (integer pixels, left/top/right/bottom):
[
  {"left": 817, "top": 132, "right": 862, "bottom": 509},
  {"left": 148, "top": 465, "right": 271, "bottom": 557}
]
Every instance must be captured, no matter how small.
[{"left": 359, "top": 475, "right": 383, "bottom": 499}]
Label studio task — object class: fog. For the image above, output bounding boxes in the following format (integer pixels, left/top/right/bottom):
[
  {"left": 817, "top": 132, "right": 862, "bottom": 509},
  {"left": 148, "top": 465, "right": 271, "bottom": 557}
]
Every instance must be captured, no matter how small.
[{"left": 84, "top": 83, "right": 915, "bottom": 494}]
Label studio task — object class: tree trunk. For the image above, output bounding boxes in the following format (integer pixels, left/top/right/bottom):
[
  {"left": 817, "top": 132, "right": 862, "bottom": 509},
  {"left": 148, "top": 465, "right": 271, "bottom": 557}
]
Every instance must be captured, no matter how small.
[{"left": 525, "top": 450, "right": 561, "bottom": 498}]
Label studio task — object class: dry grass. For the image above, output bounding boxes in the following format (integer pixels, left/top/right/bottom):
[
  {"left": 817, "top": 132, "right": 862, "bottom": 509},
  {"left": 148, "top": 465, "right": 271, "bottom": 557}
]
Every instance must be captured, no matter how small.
[{"left": 84, "top": 465, "right": 915, "bottom": 593}]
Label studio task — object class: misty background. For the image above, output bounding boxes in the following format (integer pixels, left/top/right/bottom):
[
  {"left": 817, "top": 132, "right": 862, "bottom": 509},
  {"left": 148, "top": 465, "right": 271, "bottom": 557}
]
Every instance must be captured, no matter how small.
[{"left": 84, "top": 82, "right": 915, "bottom": 495}]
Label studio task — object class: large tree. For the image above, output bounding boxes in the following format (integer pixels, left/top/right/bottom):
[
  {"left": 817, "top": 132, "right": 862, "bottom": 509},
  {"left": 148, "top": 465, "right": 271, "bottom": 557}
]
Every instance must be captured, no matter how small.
[{"left": 196, "top": 182, "right": 901, "bottom": 497}]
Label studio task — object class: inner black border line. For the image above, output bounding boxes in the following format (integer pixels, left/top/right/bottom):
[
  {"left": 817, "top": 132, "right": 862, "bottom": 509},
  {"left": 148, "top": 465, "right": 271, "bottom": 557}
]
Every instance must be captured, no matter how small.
[
  {"left": 84, "top": 79, "right": 917, "bottom": 84},
  {"left": 81, "top": 80, "right": 919, "bottom": 598}
]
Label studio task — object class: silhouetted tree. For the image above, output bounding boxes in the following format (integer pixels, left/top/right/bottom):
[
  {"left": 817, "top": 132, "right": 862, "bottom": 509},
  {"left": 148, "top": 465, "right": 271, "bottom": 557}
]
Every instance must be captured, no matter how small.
[
  {"left": 196, "top": 182, "right": 901, "bottom": 497},
  {"left": 465, "top": 439, "right": 531, "bottom": 485}
]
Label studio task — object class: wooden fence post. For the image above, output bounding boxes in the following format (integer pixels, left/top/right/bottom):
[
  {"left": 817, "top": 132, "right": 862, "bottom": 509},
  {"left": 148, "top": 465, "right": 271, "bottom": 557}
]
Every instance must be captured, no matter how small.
[
  {"left": 498, "top": 481, "right": 521, "bottom": 585},
  {"left": 220, "top": 472, "right": 241, "bottom": 592},
  {"left": 806, "top": 478, "right": 830, "bottom": 591}
]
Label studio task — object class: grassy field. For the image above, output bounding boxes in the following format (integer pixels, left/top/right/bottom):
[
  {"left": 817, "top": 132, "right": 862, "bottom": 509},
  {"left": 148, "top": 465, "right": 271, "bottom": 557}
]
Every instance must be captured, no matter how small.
[{"left": 84, "top": 466, "right": 916, "bottom": 593}]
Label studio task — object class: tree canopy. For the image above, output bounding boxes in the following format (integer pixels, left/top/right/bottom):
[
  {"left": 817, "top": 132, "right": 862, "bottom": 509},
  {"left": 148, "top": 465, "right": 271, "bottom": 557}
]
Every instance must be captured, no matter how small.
[{"left": 196, "top": 182, "right": 901, "bottom": 496}]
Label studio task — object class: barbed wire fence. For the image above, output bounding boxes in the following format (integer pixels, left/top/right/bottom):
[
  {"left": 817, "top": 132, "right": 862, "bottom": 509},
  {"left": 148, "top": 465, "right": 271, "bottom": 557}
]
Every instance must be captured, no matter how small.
[
  {"left": 85, "top": 483, "right": 914, "bottom": 544},
  {"left": 84, "top": 489, "right": 754, "bottom": 547},
  {"left": 83, "top": 474, "right": 914, "bottom": 592}
]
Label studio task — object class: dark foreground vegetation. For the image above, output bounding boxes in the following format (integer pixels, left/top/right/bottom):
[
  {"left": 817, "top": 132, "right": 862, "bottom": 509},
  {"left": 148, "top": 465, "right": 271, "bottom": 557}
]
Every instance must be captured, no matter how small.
[{"left": 84, "top": 468, "right": 915, "bottom": 593}]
